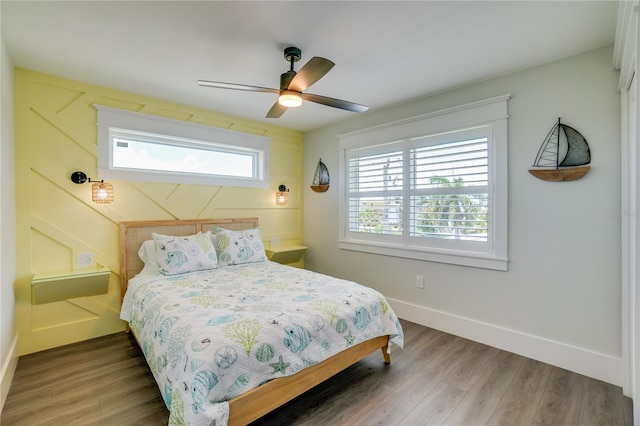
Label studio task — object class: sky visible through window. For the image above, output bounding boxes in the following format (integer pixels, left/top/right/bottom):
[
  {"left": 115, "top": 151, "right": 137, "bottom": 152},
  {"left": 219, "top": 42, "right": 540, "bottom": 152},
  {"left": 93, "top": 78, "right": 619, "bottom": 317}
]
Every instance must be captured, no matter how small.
[{"left": 112, "top": 138, "right": 254, "bottom": 178}]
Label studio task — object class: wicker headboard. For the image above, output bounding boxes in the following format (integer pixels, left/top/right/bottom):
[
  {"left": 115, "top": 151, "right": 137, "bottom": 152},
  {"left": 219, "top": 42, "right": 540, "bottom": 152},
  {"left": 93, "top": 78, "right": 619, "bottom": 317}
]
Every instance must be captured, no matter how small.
[{"left": 119, "top": 218, "right": 259, "bottom": 300}]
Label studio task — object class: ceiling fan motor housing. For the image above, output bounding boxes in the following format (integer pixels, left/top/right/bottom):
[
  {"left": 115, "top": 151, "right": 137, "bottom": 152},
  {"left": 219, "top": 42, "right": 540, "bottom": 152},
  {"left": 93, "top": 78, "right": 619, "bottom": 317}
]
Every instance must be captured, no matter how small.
[
  {"left": 284, "top": 46, "right": 301, "bottom": 63},
  {"left": 280, "top": 71, "right": 297, "bottom": 90}
]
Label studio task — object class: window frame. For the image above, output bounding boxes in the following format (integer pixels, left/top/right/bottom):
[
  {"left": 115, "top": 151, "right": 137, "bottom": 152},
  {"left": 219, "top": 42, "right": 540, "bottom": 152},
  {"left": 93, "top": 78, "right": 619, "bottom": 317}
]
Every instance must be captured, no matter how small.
[
  {"left": 95, "top": 105, "right": 270, "bottom": 188},
  {"left": 338, "top": 95, "right": 509, "bottom": 271}
]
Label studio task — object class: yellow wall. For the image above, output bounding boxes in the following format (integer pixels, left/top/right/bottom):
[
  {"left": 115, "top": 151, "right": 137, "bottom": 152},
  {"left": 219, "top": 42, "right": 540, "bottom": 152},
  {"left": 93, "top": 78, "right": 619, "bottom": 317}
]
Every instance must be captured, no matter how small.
[{"left": 14, "top": 68, "right": 304, "bottom": 355}]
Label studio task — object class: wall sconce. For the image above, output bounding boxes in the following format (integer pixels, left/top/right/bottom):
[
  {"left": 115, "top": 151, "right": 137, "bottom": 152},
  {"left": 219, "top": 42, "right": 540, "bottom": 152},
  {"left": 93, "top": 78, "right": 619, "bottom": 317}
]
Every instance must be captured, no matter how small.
[
  {"left": 71, "top": 171, "right": 114, "bottom": 204},
  {"left": 276, "top": 184, "right": 289, "bottom": 205}
]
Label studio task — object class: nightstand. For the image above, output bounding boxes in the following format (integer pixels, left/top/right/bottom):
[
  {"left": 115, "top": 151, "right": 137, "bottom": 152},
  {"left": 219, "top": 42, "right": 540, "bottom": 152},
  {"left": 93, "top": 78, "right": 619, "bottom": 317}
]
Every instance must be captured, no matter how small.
[
  {"left": 31, "top": 266, "right": 111, "bottom": 305},
  {"left": 265, "top": 245, "right": 308, "bottom": 265}
]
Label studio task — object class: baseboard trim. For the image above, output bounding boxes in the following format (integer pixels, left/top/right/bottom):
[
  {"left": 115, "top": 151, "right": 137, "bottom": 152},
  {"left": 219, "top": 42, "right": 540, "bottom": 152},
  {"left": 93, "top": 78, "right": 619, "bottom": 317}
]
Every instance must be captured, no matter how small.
[
  {"left": 389, "top": 298, "right": 622, "bottom": 386},
  {"left": 0, "top": 334, "right": 19, "bottom": 413}
]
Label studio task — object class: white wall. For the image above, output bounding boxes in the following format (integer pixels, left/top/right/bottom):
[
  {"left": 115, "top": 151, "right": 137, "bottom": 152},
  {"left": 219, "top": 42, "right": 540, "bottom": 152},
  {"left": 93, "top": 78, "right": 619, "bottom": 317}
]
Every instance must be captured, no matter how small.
[
  {"left": 0, "top": 28, "right": 17, "bottom": 410},
  {"left": 304, "top": 46, "right": 622, "bottom": 385}
]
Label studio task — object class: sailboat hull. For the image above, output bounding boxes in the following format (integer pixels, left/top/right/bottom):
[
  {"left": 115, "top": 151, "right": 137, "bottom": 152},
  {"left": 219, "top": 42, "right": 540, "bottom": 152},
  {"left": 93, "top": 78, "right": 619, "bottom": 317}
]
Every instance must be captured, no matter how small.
[
  {"left": 310, "top": 184, "right": 330, "bottom": 193},
  {"left": 528, "top": 165, "right": 590, "bottom": 182}
]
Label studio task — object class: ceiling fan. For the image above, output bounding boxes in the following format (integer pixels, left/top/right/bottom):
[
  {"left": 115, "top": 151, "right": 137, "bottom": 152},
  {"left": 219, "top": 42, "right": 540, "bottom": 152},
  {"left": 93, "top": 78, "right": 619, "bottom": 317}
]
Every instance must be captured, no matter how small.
[{"left": 198, "top": 46, "right": 369, "bottom": 118}]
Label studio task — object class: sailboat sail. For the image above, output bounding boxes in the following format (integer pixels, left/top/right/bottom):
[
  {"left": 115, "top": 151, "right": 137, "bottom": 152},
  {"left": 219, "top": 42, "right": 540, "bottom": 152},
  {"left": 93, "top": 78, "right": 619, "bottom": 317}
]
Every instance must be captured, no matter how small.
[
  {"left": 532, "top": 122, "right": 561, "bottom": 168},
  {"left": 558, "top": 125, "right": 590, "bottom": 167},
  {"left": 529, "top": 118, "right": 590, "bottom": 182},
  {"left": 311, "top": 159, "right": 330, "bottom": 192},
  {"left": 533, "top": 118, "right": 590, "bottom": 168}
]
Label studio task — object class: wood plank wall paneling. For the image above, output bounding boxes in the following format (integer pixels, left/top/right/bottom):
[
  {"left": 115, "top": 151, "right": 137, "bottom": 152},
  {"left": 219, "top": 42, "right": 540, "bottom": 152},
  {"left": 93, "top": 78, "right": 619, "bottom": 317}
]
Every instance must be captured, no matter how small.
[{"left": 14, "top": 68, "right": 304, "bottom": 355}]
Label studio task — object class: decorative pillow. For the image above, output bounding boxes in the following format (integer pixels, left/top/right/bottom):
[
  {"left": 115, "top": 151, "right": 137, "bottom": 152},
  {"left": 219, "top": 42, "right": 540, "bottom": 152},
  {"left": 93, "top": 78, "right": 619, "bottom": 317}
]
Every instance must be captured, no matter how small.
[
  {"left": 138, "top": 239, "right": 161, "bottom": 275},
  {"left": 152, "top": 231, "right": 218, "bottom": 275},
  {"left": 214, "top": 227, "right": 268, "bottom": 267}
]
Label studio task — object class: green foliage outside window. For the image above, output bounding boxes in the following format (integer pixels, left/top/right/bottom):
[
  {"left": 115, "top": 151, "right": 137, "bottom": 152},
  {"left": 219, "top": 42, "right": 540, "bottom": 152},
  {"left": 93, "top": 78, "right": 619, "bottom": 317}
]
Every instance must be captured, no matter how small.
[{"left": 415, "top": 176, "right": 488, "bottom": 240}]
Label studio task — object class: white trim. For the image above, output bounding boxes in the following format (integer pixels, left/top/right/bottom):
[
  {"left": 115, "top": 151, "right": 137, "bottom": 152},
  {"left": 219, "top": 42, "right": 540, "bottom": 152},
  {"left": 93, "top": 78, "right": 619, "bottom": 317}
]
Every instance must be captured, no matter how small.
[
  {"left": 338, "top": 95, "right": 509, "bottom": 271},
  {"left": 621, "top": 85, "right": 635, "bottom": 399},
  {"left": 0, "top": 334, "right": 18, "bottom": 413},
  {"left": 388, "top": 298, "right": 622, "bottom": 386},
  {"left": 339, "top": 241, "right": 508, "bottom": 271},
  {"left": 338, "top": 94, "right": 512, "bottom": 144},
  {"left": 94, "top": 105, "right": 271, "bottom": 188},
  {"left": 614, "top": 1, "right": 640, "bottom": 416},
  {"left": 615, "top": 1, "right": 638, "bottom": 91}
]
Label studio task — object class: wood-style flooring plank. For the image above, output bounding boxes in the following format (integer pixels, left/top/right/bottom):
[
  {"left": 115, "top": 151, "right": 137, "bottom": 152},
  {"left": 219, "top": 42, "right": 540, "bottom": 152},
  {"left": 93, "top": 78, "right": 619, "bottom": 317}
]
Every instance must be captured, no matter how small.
[
  {"left": 441, "top": 341, "right": 500, "bottom": 391},
  {"left": 579, "top": 377, "right": 627, "bottom": 426},
  {"left": 442, "top": 351, "right": 525, "bottom": 425},
  {"left": 399, "top": 382, "right": 466, "bottom": 426},
  {"left": 533, "top": 366, "right": 586, "bottom": 425},
  {"left": 359, "top": 336, "right": 475, "bottom": 426},
  {"left": 487, "top": 358, "right": 553, "bottom": 426},
  {"left": 1, "top": 320, "right": 632, "bottom": 426}
]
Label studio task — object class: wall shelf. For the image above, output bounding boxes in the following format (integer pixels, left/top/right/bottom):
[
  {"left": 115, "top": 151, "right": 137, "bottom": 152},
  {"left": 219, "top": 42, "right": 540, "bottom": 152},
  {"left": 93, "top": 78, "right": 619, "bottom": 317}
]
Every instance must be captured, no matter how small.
[
  {"left": 31, "top": 266, "right": 111, "bottom": 305},
  {"left": 265, "top": 245, "right": 308, "bottom": 265}
]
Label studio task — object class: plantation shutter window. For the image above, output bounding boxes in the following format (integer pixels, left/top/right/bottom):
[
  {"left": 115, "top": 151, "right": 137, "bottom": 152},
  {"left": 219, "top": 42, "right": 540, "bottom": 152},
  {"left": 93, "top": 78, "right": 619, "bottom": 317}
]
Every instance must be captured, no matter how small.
[
  {"left": 347, "top": 146, "right": 404, "bottom": 238},
  {"left": 408, "top": 129, "right": 491, "bottom": 252},
  {"left": 339, "top": 95, "right": 509, "bottom": 270}
]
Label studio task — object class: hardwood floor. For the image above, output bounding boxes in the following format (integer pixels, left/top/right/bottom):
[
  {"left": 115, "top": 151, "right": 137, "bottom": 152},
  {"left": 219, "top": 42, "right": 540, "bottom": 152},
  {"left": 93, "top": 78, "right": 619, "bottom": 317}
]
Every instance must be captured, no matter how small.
[{"left": 1, "top": 320, "right": 633, "bottom": 425}]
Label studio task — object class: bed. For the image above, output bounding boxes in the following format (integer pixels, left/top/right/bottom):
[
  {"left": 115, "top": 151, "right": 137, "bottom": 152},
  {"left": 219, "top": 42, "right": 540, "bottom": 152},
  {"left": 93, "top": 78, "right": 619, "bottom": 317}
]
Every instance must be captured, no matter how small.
[{"left": 119, "top": 218, "right": 403, "bottom": 425}]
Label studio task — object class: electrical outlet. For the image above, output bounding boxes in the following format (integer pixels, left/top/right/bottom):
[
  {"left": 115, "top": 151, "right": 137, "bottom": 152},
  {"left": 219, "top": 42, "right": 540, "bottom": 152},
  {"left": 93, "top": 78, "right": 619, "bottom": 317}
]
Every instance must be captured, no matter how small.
[
  {"left": 416, "top": 275, "right": 424, "bottom": 289},
  {"left": 271, "top": 237, "right": 281, "bottom": 247},
  {"left": 76, "top": 252, "right": 95, "bottom": 267}
]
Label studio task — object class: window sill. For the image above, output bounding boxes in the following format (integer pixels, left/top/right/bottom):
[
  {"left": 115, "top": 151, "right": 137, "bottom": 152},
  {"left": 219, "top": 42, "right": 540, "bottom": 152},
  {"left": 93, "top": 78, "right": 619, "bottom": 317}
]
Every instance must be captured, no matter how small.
[{"left": 339, "top": 240, "right": 508, "bottom": 271}]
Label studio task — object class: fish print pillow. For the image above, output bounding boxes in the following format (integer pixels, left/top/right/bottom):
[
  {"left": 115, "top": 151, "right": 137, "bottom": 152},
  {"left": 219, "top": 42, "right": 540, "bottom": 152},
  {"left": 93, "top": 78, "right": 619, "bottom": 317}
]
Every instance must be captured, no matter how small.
[
  {"left": 152, "top": 231, "right": 218, "bottom": 275},
  {"left": 214, "top": 227, "right": 268, "bottom": 267}
]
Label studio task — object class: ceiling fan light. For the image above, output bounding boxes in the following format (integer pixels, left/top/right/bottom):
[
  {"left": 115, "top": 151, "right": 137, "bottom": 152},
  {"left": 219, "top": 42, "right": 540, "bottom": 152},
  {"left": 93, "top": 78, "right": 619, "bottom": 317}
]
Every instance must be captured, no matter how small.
[{"left": 278, "top": 91, "right": 302, "bottom": 107}]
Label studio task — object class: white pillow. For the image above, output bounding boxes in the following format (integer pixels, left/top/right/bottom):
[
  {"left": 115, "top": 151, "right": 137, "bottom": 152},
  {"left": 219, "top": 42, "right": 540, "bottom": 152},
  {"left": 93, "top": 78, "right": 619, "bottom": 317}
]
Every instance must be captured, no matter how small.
[
  {"left": 214, "top": 227, "right": 268, "bottom": 267},
  {"left": 137, "top": 240, "right": 161, "bottom": 275},
  {"left": 152, "top": 231, "right": 218, "bottom": 275}
]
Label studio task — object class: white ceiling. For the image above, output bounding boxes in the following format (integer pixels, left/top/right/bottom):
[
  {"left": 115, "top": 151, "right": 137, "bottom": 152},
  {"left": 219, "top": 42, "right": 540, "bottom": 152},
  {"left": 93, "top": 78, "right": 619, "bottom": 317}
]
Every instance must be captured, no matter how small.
[{"left": 1, "top": 1, "right": 619, "bottom": 132}]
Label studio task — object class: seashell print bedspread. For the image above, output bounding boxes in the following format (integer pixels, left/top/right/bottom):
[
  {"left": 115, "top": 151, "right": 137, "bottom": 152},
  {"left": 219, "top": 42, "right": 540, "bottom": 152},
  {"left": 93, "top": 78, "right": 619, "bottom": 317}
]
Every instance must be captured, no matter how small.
[{"left": 120, "top": 260, "right": 404, "bottom": 426}]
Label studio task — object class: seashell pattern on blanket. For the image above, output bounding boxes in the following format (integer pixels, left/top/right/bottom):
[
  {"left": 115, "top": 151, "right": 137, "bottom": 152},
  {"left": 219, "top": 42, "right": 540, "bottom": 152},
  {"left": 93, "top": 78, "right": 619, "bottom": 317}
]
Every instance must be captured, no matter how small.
[{"left": 122, "top": 260, "right": 404, "bottom": 426}]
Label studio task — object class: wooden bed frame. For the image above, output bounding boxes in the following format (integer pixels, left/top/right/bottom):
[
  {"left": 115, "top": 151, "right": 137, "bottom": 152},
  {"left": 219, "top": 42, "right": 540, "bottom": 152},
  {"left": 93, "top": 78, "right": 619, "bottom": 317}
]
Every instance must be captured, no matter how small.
[{"left": 119, "top": 218, "right": 391, "bottom": 425}]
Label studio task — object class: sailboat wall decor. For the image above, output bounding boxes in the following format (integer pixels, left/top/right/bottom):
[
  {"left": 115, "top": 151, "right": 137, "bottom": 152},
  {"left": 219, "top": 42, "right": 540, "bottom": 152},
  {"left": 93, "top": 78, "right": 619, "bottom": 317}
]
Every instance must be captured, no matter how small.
[
  {"left": 311, "top": 158, "right": 330, "bottom": 192},
  {"left": 529, "top": 117, "right": 591, "bottom": 182}
]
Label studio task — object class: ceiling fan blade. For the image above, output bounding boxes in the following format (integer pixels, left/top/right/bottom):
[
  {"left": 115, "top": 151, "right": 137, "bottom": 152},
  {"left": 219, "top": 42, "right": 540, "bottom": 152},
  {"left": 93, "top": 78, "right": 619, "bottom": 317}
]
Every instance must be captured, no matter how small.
[
  {"left": 301, "top": 92, "right": 369, "bottom": 113},
  {"left": 288, "top": 57, "right": 335, "bottom": 92},
  {"left": 198, "top": 80, "right": 279, "bottom": 94},
  {"left": 266, "top": 101, "right": 287, "bottom": 118}
]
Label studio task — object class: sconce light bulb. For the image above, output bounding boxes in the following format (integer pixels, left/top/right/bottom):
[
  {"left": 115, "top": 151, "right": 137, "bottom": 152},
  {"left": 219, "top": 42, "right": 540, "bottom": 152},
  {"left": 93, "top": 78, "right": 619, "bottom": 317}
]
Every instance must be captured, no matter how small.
[{"left": 276, "top": 184, "right": 289, "bottom": 206}]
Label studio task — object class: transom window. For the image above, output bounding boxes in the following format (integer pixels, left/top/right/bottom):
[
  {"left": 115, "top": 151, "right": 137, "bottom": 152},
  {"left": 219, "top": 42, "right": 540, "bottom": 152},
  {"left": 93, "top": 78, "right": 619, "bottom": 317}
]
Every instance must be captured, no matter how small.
[
  {"left": 95, "top": 105, "right": 270, "bottom": 188},
  {"left": 339, "top": 95, "right": 509, "bottom": 270}
]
